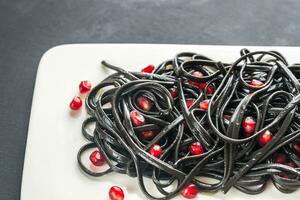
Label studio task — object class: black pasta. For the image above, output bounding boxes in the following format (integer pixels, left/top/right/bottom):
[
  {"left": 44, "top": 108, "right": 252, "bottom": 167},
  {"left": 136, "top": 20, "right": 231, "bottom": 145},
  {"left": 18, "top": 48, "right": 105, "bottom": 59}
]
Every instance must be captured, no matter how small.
[{"left": 77, "top": 49, "right": 300, "bottom": 199}]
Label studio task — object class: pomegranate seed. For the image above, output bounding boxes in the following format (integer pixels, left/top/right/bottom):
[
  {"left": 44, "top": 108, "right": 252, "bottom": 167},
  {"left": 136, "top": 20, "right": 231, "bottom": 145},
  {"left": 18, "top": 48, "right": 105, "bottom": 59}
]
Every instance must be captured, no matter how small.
[
  {"left": 130, "top": 110, "right": 145, "bottom": 127},
  {"left": 69, "top": 96, "right": 82, "bottom": 110},
  {"left": 169, "top": 88, "right": 177, "bottom": 98},
  {"left": 188, "top": 71, "right": 203, "bottom": 87},
  {"left": 273, "top": 153, "right": 287, "bottom": 164},
  {"left": 149, "top": 144, "right": 162, "bottom": 158},
  {"left": 109, "top": 186, "right": 124, "bottom": 200},
  {"left": 136, "top": 96, "right": 153, "bottom": 111},
  {"left": 199, "top": 99, "right": 209, "bottom": 111},
  {"left": 141, "top": 64, "right": 155, "bottom": 73},
  {"left": 189, "top": 142, "right": 204, "bottom": 155},
  {"left": 186, "top": 99, "right": 195, "bottom": 108},
  {"left": 292, "top": 142, "right": 300, "bottom": 154},
  {"left": 141, "top": 130, "right": 156, "bottom": 140},
  {"left": 198, "top": 82, "right": 206, "bottom": 89},
  {"left": 250, "top": 79, "right": 264, "bottom": 87},
  {"left": 79, "top": 80, "right": 92, "bottom": 94},
  {"left": 89, "top": 150, "right": 105, "bottom": 166},
  {"left": 188, "top": 71, "right": 214, "bottom": 94},
  {"left": 188, "top": 81, "right": 199, "bottom": 87},
  {"left": 181, "top": 183, "right": 198, "bottom": 199},
  {"left": 242, "top": 116, "right": 256, "bottom": 137},
  {"left": 258, "top": 130, "right": 273, "bottom": 146},
  {"left": 206, "top": 85, "right": 214, "bottom": 94},
  {"left": 198, "top": 82, "right": 214, "bottom": 94},
  {"left": 191, "top": 71, "right": 204, "bottom": 78}
]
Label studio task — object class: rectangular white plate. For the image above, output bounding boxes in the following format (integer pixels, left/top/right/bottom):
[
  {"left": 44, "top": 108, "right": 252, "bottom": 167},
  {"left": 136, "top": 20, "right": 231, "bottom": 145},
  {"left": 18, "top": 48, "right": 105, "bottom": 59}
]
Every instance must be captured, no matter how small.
[{"left": 21, "top": 44, "right": 300, "bottom": 200}]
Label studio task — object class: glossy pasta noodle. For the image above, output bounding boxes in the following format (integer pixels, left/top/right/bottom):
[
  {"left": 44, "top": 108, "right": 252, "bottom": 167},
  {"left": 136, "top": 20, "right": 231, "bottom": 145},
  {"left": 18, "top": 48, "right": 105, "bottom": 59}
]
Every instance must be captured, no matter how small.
[{"left": 77, "top": 49, "right": 300, "bottom": 199}]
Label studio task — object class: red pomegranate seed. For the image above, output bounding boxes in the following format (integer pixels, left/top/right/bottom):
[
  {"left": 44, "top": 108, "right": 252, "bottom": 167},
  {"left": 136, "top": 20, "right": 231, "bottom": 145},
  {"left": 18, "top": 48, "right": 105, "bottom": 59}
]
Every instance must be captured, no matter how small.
[
  {"left": 149, "top": 144, "right": 162, "bottom": 158},
  {"left": 130, "top": 110, "right": 145, "bottom": 127},
  {"left": 206, "top": 85, "right": 214, "bottom": 94},
  {"left": 109, "top": 186, "right": 124, "bottom": 200},
  {"left": 189, "top": 142, "right": 204, "bottom": 155},
  {"left": 191, "top": 71, "right": 204, "bottom": 78},
  {"left": 258, "top": 130, "right": 273, "bottom": 146},
  {"left": 198, "top": 82, "right": 206, "bottom": 89},
  {"left": 273, "top": 153, "right": 287, "bottom": 164},
  {"left": 242, "top": 116, "right": 256, "bottom": 137},
  {"left": 169, "top": 88, "right": 177, "bottom": 98},
  {"left": 141, "top": 130, "right": 156, "bottom": 140},
  {"left": 292, "top": 142, "right": 300, "bottom": 154},
  {"left": 188, "top": 71, "right": 214, "bottom": 94},
  {"left": 141, "top": 64, "right": 155, "bottom": 73},
  {"left": 136, "top": 96, "right": 153, "bottom": 111},
  {"left": 79, "top": 80, "right": 92, "bottom": 94},
  {"left": 198, "top": 82, "right": 214, "bottom": 94},
  {"left": 188, "top": 71, "right": 203, "bottom": 87},
  {"left": 199, "top": 99, "right": 209, "bottom": 111},
  {"left": 89, "top": 150, "right": 105, "bottom": 166},
  {"left": 186, "top": 99, "right": 195, "bottom": 108},
  {"left": 69, "top": 96, "right": 82, "bottom": 110},
  {"left": 250, "top": 79, "right": 264, "bottom": 87},
  {"left": 181, "top": 183, "right": 198, "bottom": 199}
]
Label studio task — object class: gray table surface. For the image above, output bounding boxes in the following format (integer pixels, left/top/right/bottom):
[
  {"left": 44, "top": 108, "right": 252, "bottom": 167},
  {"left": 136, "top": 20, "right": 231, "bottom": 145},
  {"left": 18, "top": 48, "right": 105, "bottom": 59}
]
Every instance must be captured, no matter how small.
[{"left": 1, "top": 0, "right": 300, "bottom": 199}]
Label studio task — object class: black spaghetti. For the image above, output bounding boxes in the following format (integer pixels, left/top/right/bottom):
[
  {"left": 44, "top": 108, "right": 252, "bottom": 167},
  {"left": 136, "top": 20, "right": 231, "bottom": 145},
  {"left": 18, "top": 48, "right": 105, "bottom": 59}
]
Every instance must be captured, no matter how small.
[{"left": 77, "top": 49, "right": 300, "bottom": 199}]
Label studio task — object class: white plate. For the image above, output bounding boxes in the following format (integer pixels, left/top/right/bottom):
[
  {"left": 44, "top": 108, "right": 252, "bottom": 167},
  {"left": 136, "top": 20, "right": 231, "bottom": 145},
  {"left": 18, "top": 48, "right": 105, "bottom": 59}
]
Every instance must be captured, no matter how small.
[{"left": 21, "top": 44, "right": 300, "bottom": 200}]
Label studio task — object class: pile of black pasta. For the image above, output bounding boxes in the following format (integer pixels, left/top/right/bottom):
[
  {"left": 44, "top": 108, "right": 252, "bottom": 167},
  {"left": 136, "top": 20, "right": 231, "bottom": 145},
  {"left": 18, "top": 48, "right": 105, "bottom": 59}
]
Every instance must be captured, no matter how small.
[{"left": 78, "top": 49, "right": 300, "bottom": 199}]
